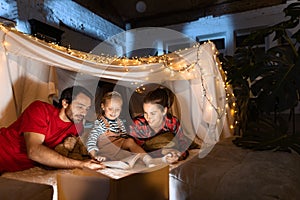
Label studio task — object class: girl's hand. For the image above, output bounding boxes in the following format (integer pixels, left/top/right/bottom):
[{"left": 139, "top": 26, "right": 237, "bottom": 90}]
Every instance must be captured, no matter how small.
[{"left": 94, "top": 155, "right": 106, "bottom": 162}]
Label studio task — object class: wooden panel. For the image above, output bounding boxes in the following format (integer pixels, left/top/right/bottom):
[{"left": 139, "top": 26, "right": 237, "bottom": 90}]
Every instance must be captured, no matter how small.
[{"left": 73, "top": 0, "right": 287, "bottom": 27}]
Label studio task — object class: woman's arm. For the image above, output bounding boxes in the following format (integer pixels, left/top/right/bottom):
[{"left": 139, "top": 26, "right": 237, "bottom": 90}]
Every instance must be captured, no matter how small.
[
  {"left": 170, "top": 117, "right": 190, "bottom": 160},
  {"left": 128, "top": 118, "right": 148, "bottom": 146},
  {"left": 174, "top": 119, "right": 189, "bottom": 146}
]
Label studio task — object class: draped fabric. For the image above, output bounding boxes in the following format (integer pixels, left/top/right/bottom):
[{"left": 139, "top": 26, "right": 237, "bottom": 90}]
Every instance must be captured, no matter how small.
[{"left": 0, "top": 25, "right": 233, "bottom": 157}]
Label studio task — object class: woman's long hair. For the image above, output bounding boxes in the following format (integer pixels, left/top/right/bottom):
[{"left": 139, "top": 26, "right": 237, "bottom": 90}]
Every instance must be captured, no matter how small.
[{"left": 143, "top": 87, "right": 174, "bottom": 118}]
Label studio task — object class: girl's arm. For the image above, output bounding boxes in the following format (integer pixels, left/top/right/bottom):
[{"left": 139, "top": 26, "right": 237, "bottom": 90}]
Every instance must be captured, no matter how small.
[
  {"left": 86, "top": 119, "right": 105, "bottom": 153},
  {"left": 119, "top": 119, "right": 128, "bottom": 134}
]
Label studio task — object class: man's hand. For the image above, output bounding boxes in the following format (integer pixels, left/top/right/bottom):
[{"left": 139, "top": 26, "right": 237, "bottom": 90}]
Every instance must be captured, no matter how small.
[
  {"left": 82, "top": 159, "right": 105, "bottom": 170},
  {"left": 24, "top": 132, "right": 105, "bottom": 170}
]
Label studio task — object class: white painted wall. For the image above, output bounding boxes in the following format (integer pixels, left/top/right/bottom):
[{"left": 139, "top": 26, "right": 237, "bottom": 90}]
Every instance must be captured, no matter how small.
[
  {"left": 167, "top": 0, "right": 298, "bottom": 55},
  {"left": 165, "top": 0, "right": 300, "bottom": 114}
]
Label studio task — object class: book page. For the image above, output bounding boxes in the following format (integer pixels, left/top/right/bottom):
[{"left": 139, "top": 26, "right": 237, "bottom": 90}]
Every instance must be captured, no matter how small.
[
  {"left": 121, "top": 153, "right": 141, "bottom": 168},
  {"left": 82, "top": 150, "right": 199, "bottom": 180},
  {"left": 96, "top": 162, "right": 148, "bottom": 179},
  {"left": 95, "top": 163, "right": 168, "bottom": 179},
  {"left": 102, "top": 160, "right": 130, "bottom": 170},
  {"left": 102, "top": 153, "right": 141, "bottom": 170}
]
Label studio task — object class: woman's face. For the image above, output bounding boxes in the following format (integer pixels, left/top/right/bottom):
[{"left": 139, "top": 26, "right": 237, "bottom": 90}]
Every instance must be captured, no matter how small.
[
  {"left": 102, "top": 98, "right": 123, "bottom": 120},
  {"left": 143, "top": 103, "right": 167, "bottom": 131}
]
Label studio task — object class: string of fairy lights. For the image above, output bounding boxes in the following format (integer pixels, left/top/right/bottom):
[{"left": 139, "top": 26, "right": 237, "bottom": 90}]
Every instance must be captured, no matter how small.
[{"left": 0, "top": 24, "right": 237, "bottom": 134}]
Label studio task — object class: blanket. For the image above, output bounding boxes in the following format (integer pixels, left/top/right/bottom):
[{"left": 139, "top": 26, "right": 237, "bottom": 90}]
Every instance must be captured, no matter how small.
[{"left": 170, "top": 138, "right": 300, "bottom": 200}]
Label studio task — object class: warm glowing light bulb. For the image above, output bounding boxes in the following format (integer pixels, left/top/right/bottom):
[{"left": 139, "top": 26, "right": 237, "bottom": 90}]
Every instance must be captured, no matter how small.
[{"left": 230, "top": 109, "right": 235, "bottom": 116}]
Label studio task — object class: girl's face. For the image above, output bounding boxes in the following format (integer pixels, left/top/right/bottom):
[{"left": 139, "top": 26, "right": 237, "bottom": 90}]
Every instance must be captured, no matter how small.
[
  {"left": 143, "top": 103, "right": 167, "bottom": 132},
  {"left": 102, "top": 98, "right": 123, "bottom": 120}
]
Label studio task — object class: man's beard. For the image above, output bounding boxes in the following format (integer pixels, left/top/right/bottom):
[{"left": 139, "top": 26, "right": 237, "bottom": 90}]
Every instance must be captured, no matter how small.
[{"left": 65, "top": 106, "right": 83, "bottom": 124}]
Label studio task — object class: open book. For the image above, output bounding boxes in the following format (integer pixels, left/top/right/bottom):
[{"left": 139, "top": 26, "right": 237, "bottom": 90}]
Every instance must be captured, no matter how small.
[{"left": 102, "top": 153, "right": 141, "bottom": 170}]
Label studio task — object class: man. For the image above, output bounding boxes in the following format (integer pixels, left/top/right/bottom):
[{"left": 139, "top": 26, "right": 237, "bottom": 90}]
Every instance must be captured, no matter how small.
[{"left": 0, "top": 85, "right": 104, "bottom": 173}]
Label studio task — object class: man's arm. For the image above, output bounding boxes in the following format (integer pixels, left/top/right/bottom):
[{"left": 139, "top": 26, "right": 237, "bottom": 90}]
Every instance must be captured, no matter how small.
[{"left": 24, "top": 132, "right": 104, "bottom": 170}]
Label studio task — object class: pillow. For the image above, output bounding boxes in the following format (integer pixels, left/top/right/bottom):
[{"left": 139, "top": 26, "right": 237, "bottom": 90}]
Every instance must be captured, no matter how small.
[
  {"left": 54, "top": 136, "right": 90, "bottom": 160},
  {"left": 142, "top": 132, "right": 176, "bottom": 151}
]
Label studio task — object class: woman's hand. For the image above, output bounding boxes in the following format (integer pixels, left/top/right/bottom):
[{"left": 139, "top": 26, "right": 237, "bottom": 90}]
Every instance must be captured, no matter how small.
[
  {"left": 164, "top": 153, "right": 179, "bottom": 164},
  {"left": 162, "top": 148, "right": 181, "bottom": 157},
  {"left": 162, "top": 148, "right": 189, "bottom": 161},
  {"left": 161, "top": 149, "right": 181, "bottom": 164}
]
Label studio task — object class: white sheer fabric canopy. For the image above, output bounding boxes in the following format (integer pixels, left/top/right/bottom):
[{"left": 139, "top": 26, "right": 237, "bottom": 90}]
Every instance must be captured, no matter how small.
[{"left": 0, "top": 25, "right": 233, "bottom": 157}]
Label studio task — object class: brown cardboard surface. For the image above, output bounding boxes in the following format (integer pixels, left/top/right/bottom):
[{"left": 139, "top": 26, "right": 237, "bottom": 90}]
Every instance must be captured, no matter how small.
[
  {"left": 0, "top": 177, "right": 53, "bottom": 200},
  {"left": 57, "top": 164, "right": 169, "bottom": 200}
]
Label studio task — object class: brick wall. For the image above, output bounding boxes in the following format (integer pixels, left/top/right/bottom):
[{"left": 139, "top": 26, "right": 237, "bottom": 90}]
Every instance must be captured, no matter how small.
[{"left": 0, "top": 0, "right": 123, "bottom": 52}]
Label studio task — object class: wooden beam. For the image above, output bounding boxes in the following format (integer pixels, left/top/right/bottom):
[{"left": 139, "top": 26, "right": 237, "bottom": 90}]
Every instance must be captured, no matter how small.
[
  {"left": 129, "top": 0, "right": 287, "bottom": 28},
  {"left": 205, "top": 0, "right": 287, "bottom": 17}
]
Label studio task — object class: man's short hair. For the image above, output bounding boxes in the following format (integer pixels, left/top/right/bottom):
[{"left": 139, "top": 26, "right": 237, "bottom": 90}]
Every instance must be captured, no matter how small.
[{"left": 57, "top": 86, "right": 93, "bottom": 108}]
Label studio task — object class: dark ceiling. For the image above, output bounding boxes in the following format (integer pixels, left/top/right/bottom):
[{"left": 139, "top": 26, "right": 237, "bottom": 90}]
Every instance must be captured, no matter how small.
[{"left": 73, "top": 0, "right": 286, "bottom": 29}]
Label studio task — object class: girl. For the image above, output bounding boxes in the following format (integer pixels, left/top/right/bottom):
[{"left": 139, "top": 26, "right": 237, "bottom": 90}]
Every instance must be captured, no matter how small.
[{"left": 86, "top": 91, "right": 168, "bottom": 167}]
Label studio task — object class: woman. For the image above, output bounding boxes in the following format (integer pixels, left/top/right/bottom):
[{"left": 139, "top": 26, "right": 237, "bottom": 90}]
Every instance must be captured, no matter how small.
[{"left": 130, "top": 87, "right": 189, "bottom": 163}]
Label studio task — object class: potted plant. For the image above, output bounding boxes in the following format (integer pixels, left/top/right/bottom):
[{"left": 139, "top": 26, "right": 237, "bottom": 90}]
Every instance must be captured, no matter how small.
[{"left": 220, "top": 2, "right": 300, "bottom": 153}]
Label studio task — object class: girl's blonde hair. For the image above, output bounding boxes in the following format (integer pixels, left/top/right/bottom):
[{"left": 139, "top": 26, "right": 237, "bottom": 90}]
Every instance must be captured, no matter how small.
[{"left": 98, "top": 91, "right": 123, "bottom": 118}]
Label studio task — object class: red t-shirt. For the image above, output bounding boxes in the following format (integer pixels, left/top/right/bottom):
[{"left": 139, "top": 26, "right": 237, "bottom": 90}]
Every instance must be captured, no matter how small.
[{"left": 0, "top": 100, "right": 83, "bottom": 172}]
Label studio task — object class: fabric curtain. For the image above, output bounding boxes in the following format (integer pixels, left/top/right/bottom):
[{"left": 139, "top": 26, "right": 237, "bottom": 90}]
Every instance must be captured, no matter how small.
[{"left": 0, "top": 25, "right": 233, "bottom": 156}]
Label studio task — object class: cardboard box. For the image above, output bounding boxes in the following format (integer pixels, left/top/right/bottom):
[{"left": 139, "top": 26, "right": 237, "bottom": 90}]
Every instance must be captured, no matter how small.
[
  {"left": 0, "top": 177, "right": 53, "bottom": 200},
  {"left": 57, "top": 164, "right": 169, "bottom": 200}
]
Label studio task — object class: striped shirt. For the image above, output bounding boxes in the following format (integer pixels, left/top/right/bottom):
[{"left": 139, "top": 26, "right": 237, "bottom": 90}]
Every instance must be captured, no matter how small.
[{"left": 86, "top": 116, "right": 127, "bottom": 152}]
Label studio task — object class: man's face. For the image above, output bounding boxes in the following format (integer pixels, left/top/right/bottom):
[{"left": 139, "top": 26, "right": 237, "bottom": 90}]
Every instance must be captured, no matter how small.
[{"left": 65, "top": 93, "right": 92, "bottom": 124}]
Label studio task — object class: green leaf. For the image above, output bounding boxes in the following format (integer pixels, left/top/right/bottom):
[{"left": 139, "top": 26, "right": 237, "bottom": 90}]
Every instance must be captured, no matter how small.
[
  {"left": 223, "top": 3, "right": 300, "bottom": 154},
  {"left": 284, "top": 2, "right": 300, "bottom": 19}
]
